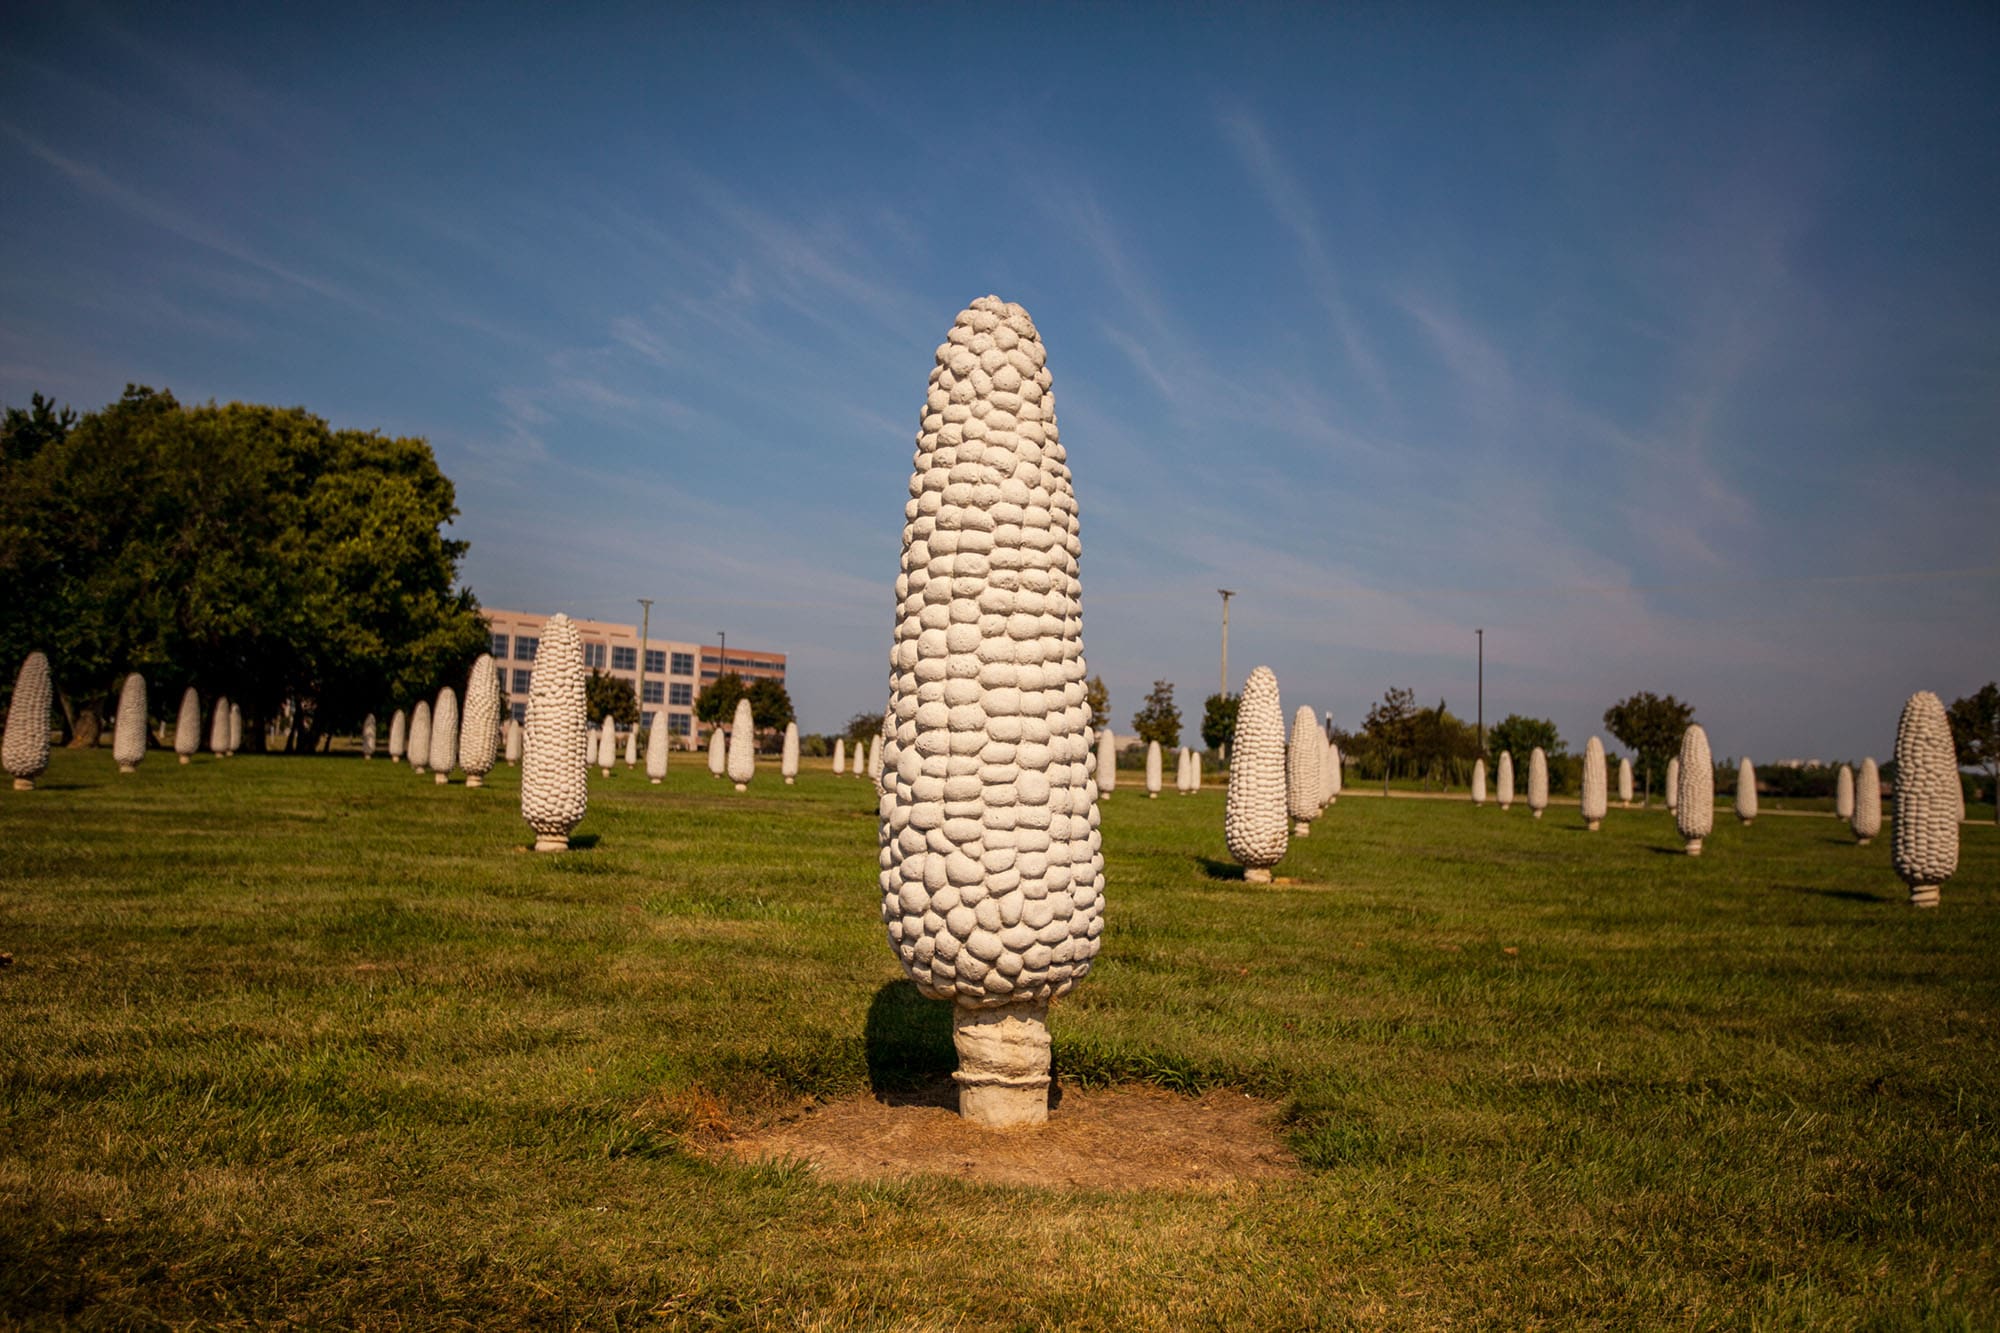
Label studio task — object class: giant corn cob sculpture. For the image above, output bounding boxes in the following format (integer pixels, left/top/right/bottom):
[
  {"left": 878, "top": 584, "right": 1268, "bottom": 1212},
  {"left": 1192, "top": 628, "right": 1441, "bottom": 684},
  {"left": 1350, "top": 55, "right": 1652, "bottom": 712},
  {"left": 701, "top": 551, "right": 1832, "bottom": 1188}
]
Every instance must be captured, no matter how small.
[
  {"left": 1096, "top": 728, "right": 1116, "bottom": 798},
  {"left": 1326, "top": 742, "right": 1342, "bottom": 803},
  {"left": 227, "top": 702, "right": 242, "bottom": 756},
  {"left": 388, "top": 708, "right": 407, "bottom": 763},
  {"left": 1835, "top": 763, "right": 1854, "bottom": 820},
  {"left": 1852, "top": 758, "right": 1881, "bottom": 845},
  {"left": 408, "top": 700, "right": 432, "bottom": 773},
  {"left": 1497, "top": 751, "right": 1514, "bottom": 810},
  {"left": 1892, "top": 691, "right": 1958, "bottom": 908},
  {"left": 868, "top": 724, "right": 884, "bottom": 790},
  {"left": 1581, "top": 736, "right": 1607, "bottom": 830},
  {"left": 624, "top": 728, "right": 638, "bottom": 768},
  {"left": 1225, "top": 666, "right": 1288, "bottom": 880},
  {"left": 1145, "top": 740, "right": 1162, "bottom": 799},
  {"left": 176, "top": 688, "right": 202, "bottom": 763},
  {"left": 727, "top": 698, "right": 755, "bottom": 790},
  {"left": 113, "top": 672, "right": 148, "bottom": 772},
  {"left": 879, "top": 295, "right": 1104, "bottom": 1128},
  {"left": 1736, "top": 757, "right": 1757, "bottom": 825},
  {"left": 781, "top": 721, "right": 799, "bottom": 784},
  {"left": 505, "top": 717, "right": 522, "bottom": 765},
  {"left": 1471, "top": 756, "right": 1487, "bottom": 806},
  {"left": 4, "top": 652, "right": 53, "bottom": 789},
  {"left": 1186, "top": 747, "right": 1201, "bottom": 794},
  {"left": 1288, "top": 705, "right": 1322, "bottom": 835},
  {"left": 599, "top": 716, "right": 617, "bottom": 778},
  {"left": 1675, "top": 725, "right": 1714, "bottom": 855},
  {"left": 209, "top": 697, "right": 231, "bottom": 757},
  {"left": 1527, "top": 747, "right": 1549, "bottom": 820},
  {"left": 708, "top": 727, "right": 725, "bottom": 778},
  {"left": 646, "top": 710, "right": 669, "bottom": 783},
  {"left": 521, "top": 613, "right": 588, "bottom": 851},
  {"left": 832, "top": 738, "right": 845, "bottom": 776},
  {"left": 1665, "top": 757, "right": 1680, "bottom": 812},
  {"left": 429, "top": 688, "right": 459, "bottom": 784},
  {"left": 361, "top": 713, "right": 376, "bottom": 760},
  {"left": 461, "top": 656, "right": 499, "bottom": 787},
  {"left": 1618, "top": 756, "right": 1633, "bottom": 807}
]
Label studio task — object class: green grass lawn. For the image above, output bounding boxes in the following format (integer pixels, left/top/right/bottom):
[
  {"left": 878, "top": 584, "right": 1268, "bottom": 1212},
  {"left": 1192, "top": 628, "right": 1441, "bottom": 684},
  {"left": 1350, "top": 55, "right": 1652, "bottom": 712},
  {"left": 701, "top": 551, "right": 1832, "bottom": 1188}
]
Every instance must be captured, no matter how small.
[{"left": 3, "top": 749, "right": 1996, "bottom": 1329}]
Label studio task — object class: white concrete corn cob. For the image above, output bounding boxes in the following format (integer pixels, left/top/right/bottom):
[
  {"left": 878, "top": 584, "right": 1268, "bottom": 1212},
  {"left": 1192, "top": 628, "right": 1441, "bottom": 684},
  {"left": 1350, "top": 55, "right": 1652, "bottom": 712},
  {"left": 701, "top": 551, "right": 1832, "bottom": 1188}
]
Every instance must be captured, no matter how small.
[
  {"left": 429, "top": 688, "right": 459, "bottom": 784},
  {"left": 646, "top": 711, "right": 668, "bottom": 782},
  {"left": 599, "top": 715, "right": 617, "bottom": 777},
  {"left": 832, "top": 738, "right": 845, "bottom": 775},
  {"left": 1835, "top": 764, "right": 1853, "bottom": 820},
  {"left": 361, "top": 713, "right": 376, "bottom": 760},
  {"left": 1096, "top": 728, "right": 1116, "bottom": 797},
  {"left": 1665, "top": 757, "right": 1679, "bottom": 812},
  {"left": 708, "top": 727, "right": 725, "bottom": 778},
  {"left": 1497, "top": 751, "right": 1514, "bottom": 810},
  {"left": 176, "top": 687, "right": 202, "bottom": 763},
  {"left": 1617, "top": 756, "right": 1633, "bottom": 806},
  {"left": 1288, "top": 705, "right": 1321, "bottom": 834},
  {"left": 461, "top": 656, "right": 499, "bottom": 786},
  {"left": 1187, "top": 747, "right": 1201, "bottom": 794},
  {"left": 1735, "top": 757, "right": 1757, "bottom": 825},
  {"left": 1852, "top": 758, "right": 1881, "bottom": 845},
  {"left": 727, "top": 698, "right": 755, "bottom": 790},
  {"left": 113, "top": 672, "right": 148, "bottom": 772},
  {"left": 4, "top": 652, "right": 53, "bottom": 788},
  {"left": 408, "top": 700, "right": 431, "bottom": 773},
  {"left": 209, "top": 696, "right": 231, "bottom": 756},
  {"left": 1472, "top": 757, "right": 1487, "bottom": 806},
  {"left": 227, "top": 702, "right": 242, "bottom": 756},
  {"left": 1892, "top": 691, "right": 1958, "bottom": 907},
  {"left": 781, "top": 721, "right": 799, "bottom": 784},
  {"left": 388, "top": 708, "right": 407, "bottom": 763},
  {"left": 1225, "top": 666, "right": 1289, "bottom": 879},
  {"left": 521, "top": 613, "right": 588, "bottom": 851},
  {"left": 1145, "top": 740, "right": 1162, "bottom": 799},
  {"left": 1581, "top": 736, "right": 1606, "bottom": 829},
  {"left": 1528, "top": 747, "right": 1549, "bottom": 819},
  {"left": 1675, "top": 725, "right": 1713, "bottom": 854},
  {"left": 1327, "top": 742, "right": 1342, "bottom": 802},
  {"left": 505, "top": 717, "right": 522, "bottom": 765},
  {"left": 879, "top": 295, "right": 1103, "bottom": 1128}
]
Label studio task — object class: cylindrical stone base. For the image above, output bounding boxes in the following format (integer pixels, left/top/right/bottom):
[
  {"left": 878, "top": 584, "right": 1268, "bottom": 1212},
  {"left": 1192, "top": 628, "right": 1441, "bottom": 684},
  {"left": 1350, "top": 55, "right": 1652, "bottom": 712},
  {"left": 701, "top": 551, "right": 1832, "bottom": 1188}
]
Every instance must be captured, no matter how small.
[
  {"left": 434, "top": 772, "right": 448, "bottom": 785},
  {"left": 1294, "top": 820, "right": 1310, "bottom": 835},
  {"left": 1857, "top": 837, "right": 1872, "bottom": 846},
  {"left": 1686, "top": 839, "right": 1704, "bottom": 856},
  {"left": 179, "top": 755, "right": 190, "bottom": 764},
  {"left": 533, "top": 834, "right": 570, "bottom": 853},
  {"left": 1586, "top": 819, "right": 1600, "bottom": 831},
  {"left": 13, "top": 778, "right": 34, "bottom": 791},
  {"left": 1739, "top": 816, "right": 1753, "bottom": 826},
  {"left": 1909, "top": 884, "right": 1940, "bottom": 909},
  {"left": 602, "top": 768, "right": 613, "bottom": 778},
  {"left": 785, "top": 777, "right": 794, "bottom": 785},
  {"left": 1500, "top": 803, "right": 1511, "bottom": 811},
  {"left": 1148, "top": 792, "right": 1157, "bottom": 800},
  {"left": 119, "top": 763, "right": 137, "bottom": 774},
  {"left": 412, "top": 766, "right": 426, "bottom": 776},
  {"left": 734, "top": 782, "right": 747, "bottom": 792},
  {"left": 1532, "top": 809, "right": 1544, "bottom": 820},
  {"left": 952, "top": 1000, "right": 1051, "bottom": 1128},
  {"left": 1243, "top": 866, "right": 1273, "bottom": 883},
  {"left": 651, "top": 777, "right": 661, "bottom": 784},
  {"left": 466, "top": 775, "right": 483, "bottom": 788}
]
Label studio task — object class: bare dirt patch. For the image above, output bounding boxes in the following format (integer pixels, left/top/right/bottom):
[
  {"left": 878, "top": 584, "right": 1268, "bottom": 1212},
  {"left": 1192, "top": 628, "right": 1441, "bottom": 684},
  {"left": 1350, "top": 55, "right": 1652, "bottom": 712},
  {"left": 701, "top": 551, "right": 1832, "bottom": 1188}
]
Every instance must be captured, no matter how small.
[{"left": 710, "top": 1083, "right": 1298, "bottom": 1191}]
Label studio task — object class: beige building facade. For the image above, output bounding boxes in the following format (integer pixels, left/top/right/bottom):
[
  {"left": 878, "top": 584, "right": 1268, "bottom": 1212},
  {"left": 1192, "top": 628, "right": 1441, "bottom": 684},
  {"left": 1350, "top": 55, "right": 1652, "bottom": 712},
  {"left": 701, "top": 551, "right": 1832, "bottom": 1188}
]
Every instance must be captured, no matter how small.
[{"left": 481, "top": 608, "right": 785, "bottom": 743}]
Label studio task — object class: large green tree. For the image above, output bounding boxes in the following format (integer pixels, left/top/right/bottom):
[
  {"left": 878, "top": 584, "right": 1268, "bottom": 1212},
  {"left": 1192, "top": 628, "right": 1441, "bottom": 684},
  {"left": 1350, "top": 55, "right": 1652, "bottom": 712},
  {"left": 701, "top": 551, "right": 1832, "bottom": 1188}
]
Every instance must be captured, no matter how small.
[
  {"left": 746, "top": 677, "right": 795, "bottom": 743},
  {"left": 1603, "top": 691, "right": 1695, "bottom": 807},
  {"left": 1201, "top": 692, "right": 1239, "bottom": 756},
  {"left": 1946, "top": 682, "right": 1998, "bottom": 824},
  {"left": 1361, "top": 686, "right": 1419, "bottom": 791},
  {"left": 1130, "top": 680, "right": 1181, "bottom": 749},
  {"left": 0, "top": 387, "right": 486, "bottom": 750},
  {"left": 586, "top": 671, "right": 640, "bottom": 728},
  {"left": 1085, "top": 675, "right": 1109, "bottom": 731},
  {"left": 694, "top": 672, "right": 746, "bottom": 727}
]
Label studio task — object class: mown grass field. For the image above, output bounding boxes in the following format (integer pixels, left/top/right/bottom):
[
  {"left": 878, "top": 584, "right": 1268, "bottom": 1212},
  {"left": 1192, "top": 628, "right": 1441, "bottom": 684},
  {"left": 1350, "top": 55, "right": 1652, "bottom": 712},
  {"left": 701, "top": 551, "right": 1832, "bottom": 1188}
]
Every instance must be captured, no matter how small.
[{"left": 3, "top": 748, "right": 1996, "bottom": 1329}]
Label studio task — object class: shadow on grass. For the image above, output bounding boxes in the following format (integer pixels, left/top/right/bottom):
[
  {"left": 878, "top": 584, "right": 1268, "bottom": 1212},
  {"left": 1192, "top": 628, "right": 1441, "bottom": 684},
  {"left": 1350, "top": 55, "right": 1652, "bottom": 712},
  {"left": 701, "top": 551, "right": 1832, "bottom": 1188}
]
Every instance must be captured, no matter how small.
[
  {"left": 570, "top": 833, "right": 601, "bottom": 850},
  {"left": 1773, "top": 883, "right": 1891, "bottom": 904},
  {"left": 864, "top": 980, "right": 956, "bottom": 1106},
  {"left": 1196, "top": 857, "right": 1245, "bottom": 881}
]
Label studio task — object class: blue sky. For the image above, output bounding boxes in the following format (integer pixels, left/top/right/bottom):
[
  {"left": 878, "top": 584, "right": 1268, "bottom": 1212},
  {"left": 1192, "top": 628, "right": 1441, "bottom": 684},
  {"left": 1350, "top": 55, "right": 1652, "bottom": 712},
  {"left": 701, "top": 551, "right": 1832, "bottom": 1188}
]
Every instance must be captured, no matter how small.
[{"left": 3, "top": 4, "right": 1995, "bottom": 760}]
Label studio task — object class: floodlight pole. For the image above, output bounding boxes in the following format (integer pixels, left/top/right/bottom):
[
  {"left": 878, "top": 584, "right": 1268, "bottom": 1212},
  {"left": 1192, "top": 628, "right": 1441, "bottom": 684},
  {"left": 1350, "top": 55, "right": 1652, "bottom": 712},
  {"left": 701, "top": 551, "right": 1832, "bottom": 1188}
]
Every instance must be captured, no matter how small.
[
  {"left": 1218, "top": 589, "right": 1236, "bottom": 696},
  {"left": 1476, "top": 627, "right": 1484, "bottom": 753},
  {"left": 636, "top": 598, "right": 653, "bottom": 732}
]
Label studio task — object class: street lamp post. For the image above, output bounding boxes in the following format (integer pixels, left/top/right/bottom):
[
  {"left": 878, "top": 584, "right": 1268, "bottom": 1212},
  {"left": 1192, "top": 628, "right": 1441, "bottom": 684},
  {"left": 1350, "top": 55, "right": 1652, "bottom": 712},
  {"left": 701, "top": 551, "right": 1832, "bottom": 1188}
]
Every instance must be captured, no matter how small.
[
  {"left": 1476, "top": 627, "right": 1484, "bottom": 754},
  {"left": 1217, "top": 589, "right": 1236, "bottom": 697},
  {"left": 635, "top": 598, "right": 653, "bottom": 733}
]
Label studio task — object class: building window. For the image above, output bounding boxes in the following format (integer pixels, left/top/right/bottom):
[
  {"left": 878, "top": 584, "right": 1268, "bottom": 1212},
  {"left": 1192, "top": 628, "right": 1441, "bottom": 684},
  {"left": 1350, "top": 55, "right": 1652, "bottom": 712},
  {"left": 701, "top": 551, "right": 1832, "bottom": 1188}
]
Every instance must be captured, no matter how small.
[
  {"left": 670, "top": 652, "right": 694, "bottom": 676},
  {"left": 584, "top": 642, "right": 607, "bottom": 669},
  {"left": 669, "top": 714, "right": 691, "bottom": 736},
  {"left": 669, "top": 682, "right": 693, "bottom": 707},
  {"left": 642, "top": 679, "right": 664, "bottom": 704},
  {"left": 515, "top": 636, "right": 538, "bottom": 661},
  {"left": 490, "top": 632, "right": 509, "bottom": 658},
  {"left": 512, "top": 669, "right": 532, "bottom": 694},
  {"left": 511, "top": 702, "right": 527, "bottom": 724},
  {"left": 645, "top": 649, "right": 666, "bottom": 675},
  {"left": 640, "top": 710, "right": 655, "bottom": 731},
  {"left": 612, "top": 645, "right": 637, "bottom": 672}
]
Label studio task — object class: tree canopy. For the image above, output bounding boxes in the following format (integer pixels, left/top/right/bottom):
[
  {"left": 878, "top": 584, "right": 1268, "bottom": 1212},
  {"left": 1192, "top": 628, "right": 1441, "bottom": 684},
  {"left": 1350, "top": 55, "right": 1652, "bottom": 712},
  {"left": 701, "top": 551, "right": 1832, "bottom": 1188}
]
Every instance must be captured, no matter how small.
[
  {"left": 1486, "top": 714, "right": 1565, "bottom": 764},
  {"left": 586, "top": 671, "right": 640, "bottom": 728},
  {"left": 1947, "top": 682, "right": 1997, "bottom": 823},
  {"left": 1085, "top": 675, "right": 1109, "bottom": 731},
  {"left": 0, "top": 386, "right": 487, "bottom": 749},
  {"left": 1130, "top": 680, "right": 1181, "bottom": 749},
  {"left": 1603, "top": 691, "right": 1695, "bottom": 806},
  {"left": 1201, "top": 691, "right": 1238, "bottom": 755}
]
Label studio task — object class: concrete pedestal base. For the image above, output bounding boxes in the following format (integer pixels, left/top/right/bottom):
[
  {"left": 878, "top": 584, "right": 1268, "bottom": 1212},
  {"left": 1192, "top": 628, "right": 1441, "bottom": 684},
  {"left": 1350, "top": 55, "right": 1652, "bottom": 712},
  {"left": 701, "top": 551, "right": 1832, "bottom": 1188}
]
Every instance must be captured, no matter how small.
[
  {"left": 1532, "top": 809, "right": 1543, "bottom": 820},
  {"left": 13, "top": 778, "right": 34, "bottom": 791},
  {"left": 1586, "top": 819, "right": 1600, "bottom": 831},
  {"left": 434, "top": 772, "right": 448, "bottom": 785},
  {"left": 1243, "top": 866, "right": 1273, "bottom": 883},
  {"left": 1294, "top": 820, "right": 1310, "bottom": 835},
  {"left": 412, "top": 766, "right": 426, "bottom": 776},
  {"left": 1686, "top": 839, "right": 1704, "bottom": 856},
  {"left": 466, "top": 775, "right": 483, "bottom": 788},
  {"left": 651, "top": 778, "right": 661, "bottom": 784},
  {"left": 1500, "top": 803, "right": 1511, "bottom": 811},
  {"left": 1909, "top": 884, "right": 1940, "bottom": 908},
  {"left": 601, "top": 768, "right": 613, "bottom": 778},
  {"left": 1148, "top": 792, "right": 1157, "bottom": 799},
  {"left": 734, "top": 782, "right": 747, "bottom": 792},
  {"left": 1739, "top": 816, "right": 1753, "bottom": 826},
  {"left": 1856, "top": 837, "right": 1872, "bottom": 846},
  {"left": 119, "top": 763, "right": 136, "bottom": 774},
  {"left": 179, "top": 755, "right": 190, "bottom": 764},
  {"left": 952, "top": 1000, "right": 1051, "bottom": 1128},
  {"left": 533, "top": 834, "right": 570, "bottom": 853},
  {"left": 785, "top": 777, "right": 794, "bottom": 785}
]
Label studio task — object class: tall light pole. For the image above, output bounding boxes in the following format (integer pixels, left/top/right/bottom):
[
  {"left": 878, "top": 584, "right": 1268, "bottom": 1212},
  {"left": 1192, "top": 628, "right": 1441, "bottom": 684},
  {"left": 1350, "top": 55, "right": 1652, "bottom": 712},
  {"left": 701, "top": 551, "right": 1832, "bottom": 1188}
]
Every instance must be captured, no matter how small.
[
  {"left": 1217, "top": 589, "right": 1236, "bottom": 697},
  {"left": 1476, "top": 627, "right": 1484, "bottom": 754},
  {"left": 635, "top": 597, "right": 653, "bottom": 730}
]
